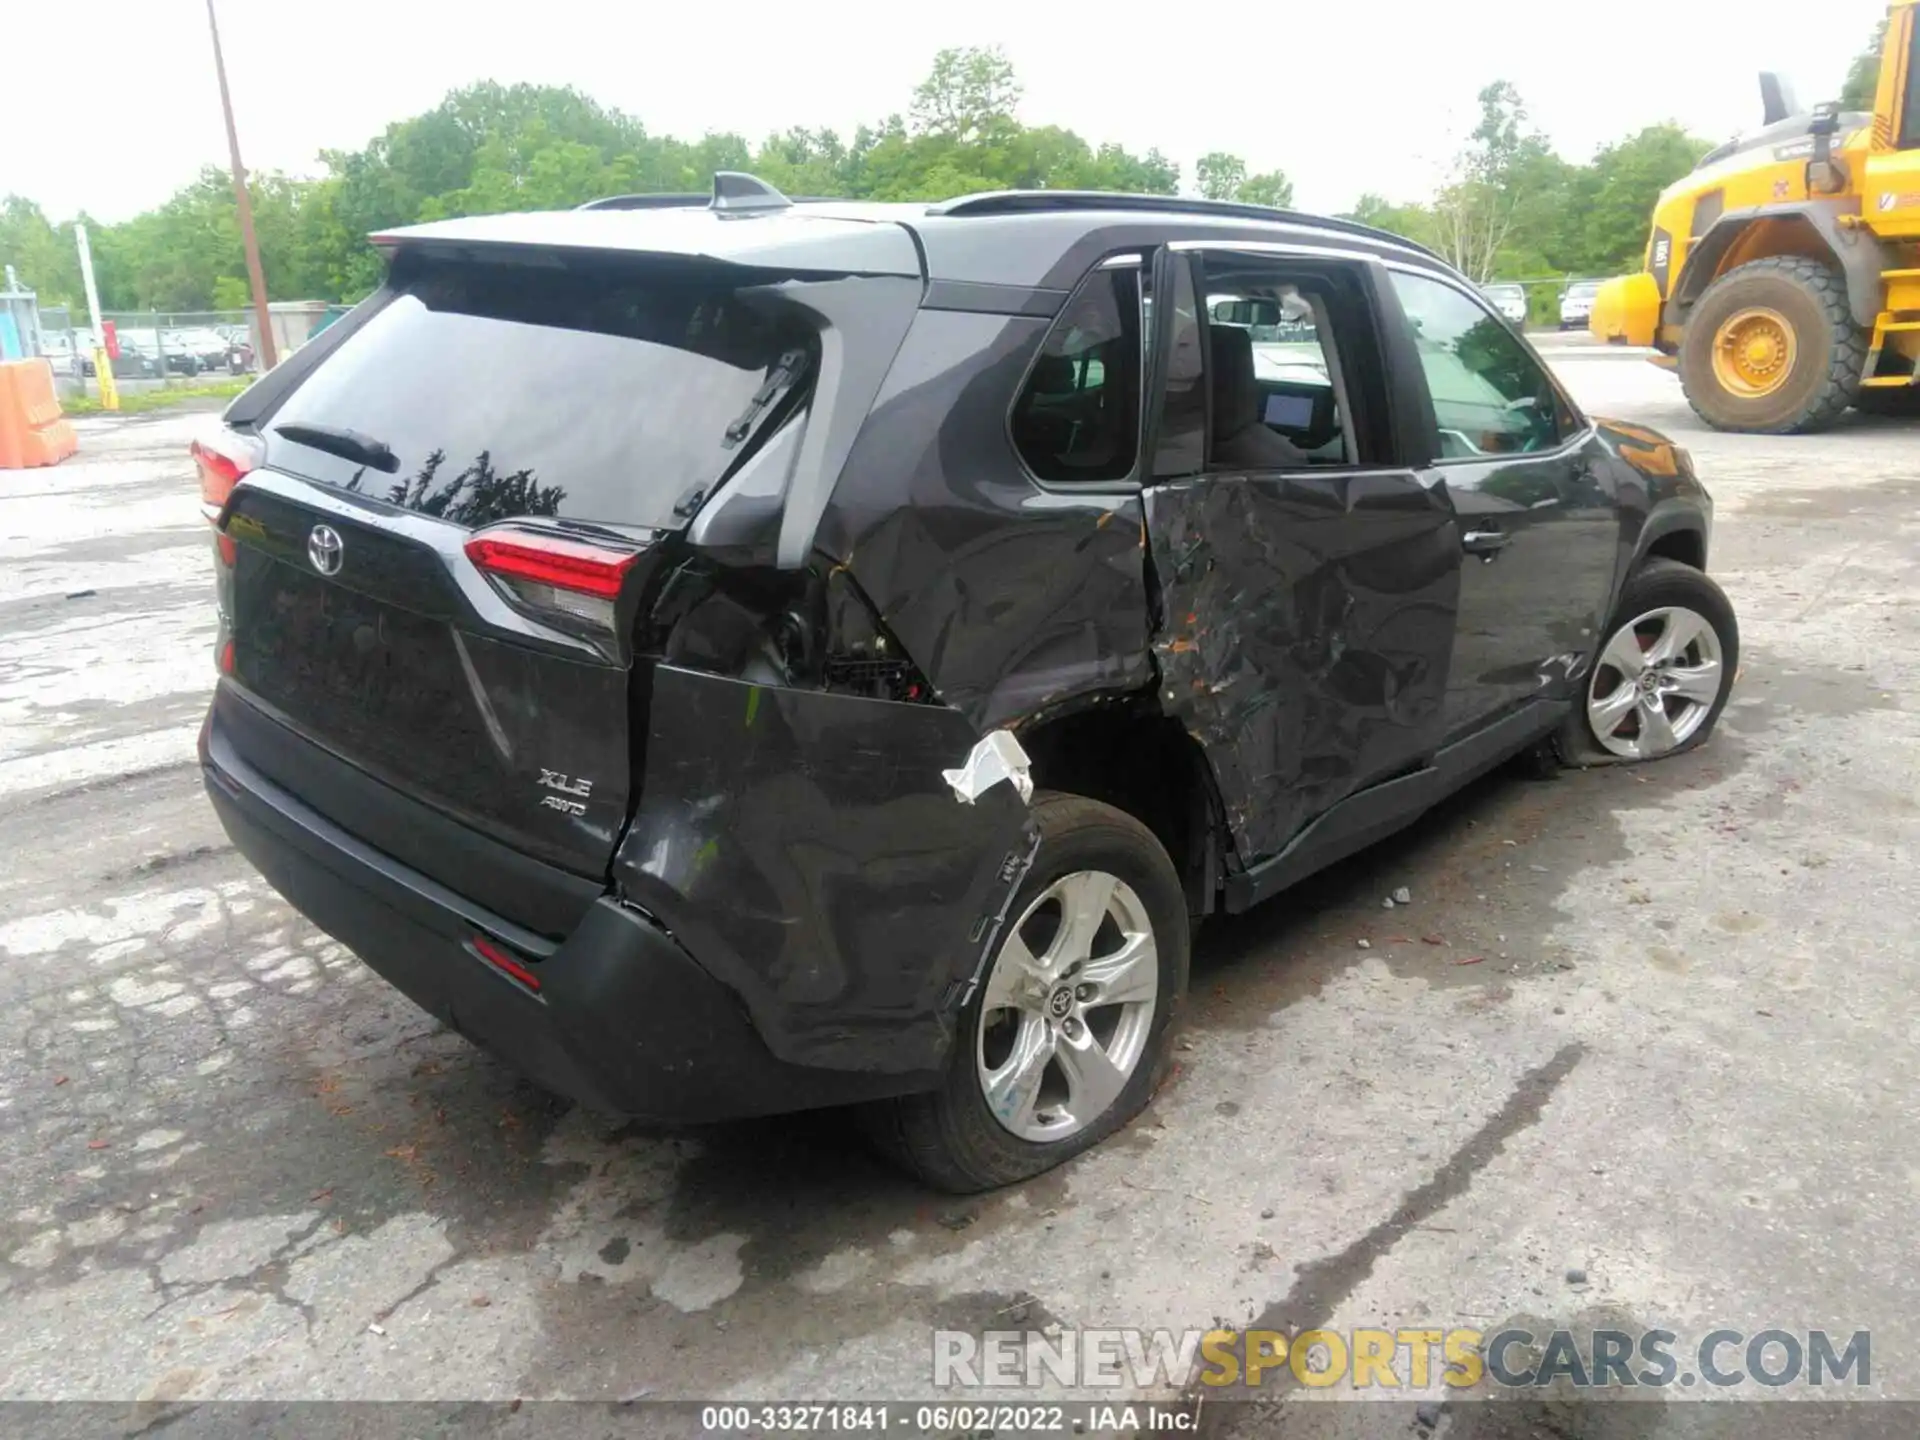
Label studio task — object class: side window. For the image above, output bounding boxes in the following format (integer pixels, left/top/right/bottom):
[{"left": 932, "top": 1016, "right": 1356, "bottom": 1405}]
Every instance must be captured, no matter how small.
[
  {"left": 1011, "top": 264, "right": 1142, "bottom": 484},
  {"left": 1389, "top": 271, "right": 1579, "bottom": 460},
  {"left": 1201, "top": 274, "right": 1351, "bottom": 469}
]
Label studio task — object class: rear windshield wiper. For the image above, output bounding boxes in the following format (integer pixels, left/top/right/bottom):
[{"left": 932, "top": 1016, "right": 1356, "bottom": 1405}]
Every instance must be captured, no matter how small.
[
  {"left": 274, "top": 421, "right": 400, "bottom": 474},
  {"left": 721, "top": 348, "right": 810, "bottom": 449}
]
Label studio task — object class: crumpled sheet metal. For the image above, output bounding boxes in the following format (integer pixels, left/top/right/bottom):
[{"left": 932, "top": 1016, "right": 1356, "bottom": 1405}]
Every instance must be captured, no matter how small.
[
  {"left": 810, "top": 309, "right": 1157, "bottom": 734},
  {"left": 614, "top": 665, "right": 1037, "bottom": 1075},
  {"left": 1143, "top": 472, "right": 1459, "bottom": 864}
]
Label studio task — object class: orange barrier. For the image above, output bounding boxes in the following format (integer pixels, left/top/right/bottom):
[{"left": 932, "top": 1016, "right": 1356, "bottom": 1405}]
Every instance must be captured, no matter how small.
[{"left": 0, "top": 359, "right": 78, "bottom": 470}]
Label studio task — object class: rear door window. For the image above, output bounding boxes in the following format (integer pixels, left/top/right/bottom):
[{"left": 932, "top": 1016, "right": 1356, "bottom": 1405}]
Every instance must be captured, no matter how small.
[
  {"left": 263, "top": 253, "right": 814, "bottom": 530},
  {"left": 1010, "top": 262, "right": 1143, "bottom": 484}
]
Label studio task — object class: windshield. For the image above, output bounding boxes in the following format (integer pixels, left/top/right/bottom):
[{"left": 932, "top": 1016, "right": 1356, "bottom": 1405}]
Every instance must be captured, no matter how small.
[
  {"left": 1567, "top": 282, "right": 1602, "bottom": 300},
  {"left": 264, "top": 253, "right": 815, "bottom": 531}
]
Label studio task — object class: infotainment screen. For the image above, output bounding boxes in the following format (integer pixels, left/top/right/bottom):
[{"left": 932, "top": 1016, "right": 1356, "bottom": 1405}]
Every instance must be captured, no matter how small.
[{"left": 1263, "top": 394, "right": 1315, "bottom": 430}]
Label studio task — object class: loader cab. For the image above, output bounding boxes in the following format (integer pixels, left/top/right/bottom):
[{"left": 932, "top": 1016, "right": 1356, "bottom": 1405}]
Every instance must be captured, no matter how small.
[
  {"left": 1902, "top": 6, "right": 1920, "bottom": 148},
  {"left": 1864, "top": 0, "right": 1920, "bottom": 236}
]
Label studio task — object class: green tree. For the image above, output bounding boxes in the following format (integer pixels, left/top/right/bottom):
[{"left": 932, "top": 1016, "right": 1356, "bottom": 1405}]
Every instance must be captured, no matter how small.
[
  {"left": 1431, "top": 81, "right": 1558, "bottom": 281},
  {"left": 910, "top": 47, "right": 1021, "bottom": 144},
  {"left": 1238, "top": 171, "right": 1294, "bottom": 208},
  {"left": 1196, "top": 152, "right": 1291, "bottom": 207},
  {"left": 0, "top": 197, "right": 83, "bottom": 310},
  {"left": 1195, "top": 152, "right": 1247, "bottom": 201},
  {"left": 1343, "top": 193, "right": 1436, "bottom": 246},
  {"left": 1841, "top": 19, "right": 1888, "bottom": 110},
  {"left": 15, "top": 48, "right": 1700, "bottom": 312},
  {"left": 1567, "top": 124, "right": 1713, "bottom": 275}
]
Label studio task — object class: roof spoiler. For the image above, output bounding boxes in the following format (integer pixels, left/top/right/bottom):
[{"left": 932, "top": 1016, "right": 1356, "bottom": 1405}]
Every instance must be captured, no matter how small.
[{"left": 577, "top": 172, "right": 795, "bottom": 214}]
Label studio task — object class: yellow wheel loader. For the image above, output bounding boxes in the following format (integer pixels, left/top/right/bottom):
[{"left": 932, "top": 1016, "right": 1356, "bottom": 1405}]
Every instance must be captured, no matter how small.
[{"left": 1591, "top": 0, "right": 1920, "bottom": 431}]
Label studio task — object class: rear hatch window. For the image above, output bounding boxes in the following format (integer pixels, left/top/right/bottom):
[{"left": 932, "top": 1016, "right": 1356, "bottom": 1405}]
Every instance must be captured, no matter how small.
[
  {"left": 261, "top": 251, "right": 814, "bottom": 530},
  {"left": 219, "top": 251, "right": 812, "bottom": 906}
]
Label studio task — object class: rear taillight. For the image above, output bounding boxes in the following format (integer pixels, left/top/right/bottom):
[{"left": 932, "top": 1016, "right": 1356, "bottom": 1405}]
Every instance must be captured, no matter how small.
[
  {"left": 465, "top": 527, "right": 642, "bottom": 633},
  {"left": 194, "top": 429, "right": 263, "bottom": 677},
  {"left": 191, "top": 429, "right": 265, "bottom": 526}
]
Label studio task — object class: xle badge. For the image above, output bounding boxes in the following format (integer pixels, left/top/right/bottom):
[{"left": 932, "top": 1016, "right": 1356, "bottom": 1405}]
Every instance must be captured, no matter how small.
[{"left": 538, "top": 769, "right": 592, "bottom": 817}]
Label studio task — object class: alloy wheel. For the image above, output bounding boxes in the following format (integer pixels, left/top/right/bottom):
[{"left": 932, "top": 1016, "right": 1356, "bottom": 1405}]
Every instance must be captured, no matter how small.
[
  {"left": 974, "top": 869, "right": 1159, "bottom": 1143},
  {"left": 1586, "top": 605, "right": 1725, "bottom": 759}
]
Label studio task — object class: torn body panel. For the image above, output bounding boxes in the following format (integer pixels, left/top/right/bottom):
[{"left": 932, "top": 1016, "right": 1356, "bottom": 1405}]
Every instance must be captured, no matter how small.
[
  {"left": 1142, "top": 468, "right": 1461, "bottom": 867},
  {"left": 812, "top": 308, "right": 1157, "bottom": 732},
  {"left": 612, "top": 665, "right": 1036, "bottom": 1075}
]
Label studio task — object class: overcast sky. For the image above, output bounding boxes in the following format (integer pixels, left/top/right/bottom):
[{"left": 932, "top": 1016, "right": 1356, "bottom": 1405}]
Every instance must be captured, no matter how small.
[{"left": 4, "top": 0, "right": 1887, "bottom": 223}]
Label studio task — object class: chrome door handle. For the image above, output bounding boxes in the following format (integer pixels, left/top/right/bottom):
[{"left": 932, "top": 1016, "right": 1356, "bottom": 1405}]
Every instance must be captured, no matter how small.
[{"left": 1462, "top": 528, "right": 1510, "bottom": 557}]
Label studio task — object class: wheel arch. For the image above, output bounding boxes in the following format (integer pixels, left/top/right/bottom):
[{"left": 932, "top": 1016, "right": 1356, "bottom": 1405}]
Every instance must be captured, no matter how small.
[
  {"left": 1672, "top": 207, "right": 1888, "bottom": 332},
  {"left": 1016, "top": 699, "right": 1226, "bottom": 921},
  {"left": 1635, "top": 504, "right": 1710, "bottom": 573}
]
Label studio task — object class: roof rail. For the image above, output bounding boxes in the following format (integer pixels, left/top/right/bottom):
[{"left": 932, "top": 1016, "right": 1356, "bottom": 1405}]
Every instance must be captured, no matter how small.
[
  {"left": 574, "top": 173, "right": 798, "bottom": 216},
  {"left": 928, "top": 190, "right": 1439, "bottom": 261},
  {"left": 575, "top": 194, "right": 705, "bottom": 211}
]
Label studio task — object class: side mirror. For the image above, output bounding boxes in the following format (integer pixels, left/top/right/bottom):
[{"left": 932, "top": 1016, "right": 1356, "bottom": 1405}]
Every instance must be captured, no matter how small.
[{"left": 1807, "top": 102, "right": 1847, "bottom": 194}]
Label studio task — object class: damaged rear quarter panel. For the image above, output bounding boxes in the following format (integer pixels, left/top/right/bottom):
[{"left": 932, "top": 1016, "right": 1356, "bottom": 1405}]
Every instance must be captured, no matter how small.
[
  {"left": 612, "top": 664, "right": 1035, "bottom": 1076},
  {"left": 1143, "top": 469, "right": 1460, "bottom": 865},
  {"left": 811, "top": 308, "right": 1156, "bottom": 732}
]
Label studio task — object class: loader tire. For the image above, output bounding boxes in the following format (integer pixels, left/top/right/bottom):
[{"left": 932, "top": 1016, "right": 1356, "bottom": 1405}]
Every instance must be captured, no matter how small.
[{"left": 1679, "top": 257, "right": 1865, "bottom": 435}]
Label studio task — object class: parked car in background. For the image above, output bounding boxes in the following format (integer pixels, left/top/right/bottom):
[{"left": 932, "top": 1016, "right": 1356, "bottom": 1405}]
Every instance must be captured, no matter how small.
[
  {"left": 1481, "top": 282, "right": 1529, "bottom": 327},
  {"left": 37, "top": 331, "right": 80, "bottom": 376},
  {"left": 76, "top": 330, "right": 162, "bottom": 380},
  {"left": 176, "top": 327, "right": 237, "bottom": 373},
  {"left": 117, "top": 330, "right": 199, "bottom": 376},
  {"left": 1560, "top": 279, "right": 1603, "bottom": 330},
  {"left": 196, "top": 178, "right": 1738, "bottom": 1192}
]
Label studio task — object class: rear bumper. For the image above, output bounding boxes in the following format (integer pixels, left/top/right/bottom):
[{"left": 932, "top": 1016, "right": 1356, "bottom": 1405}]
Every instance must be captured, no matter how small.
[{"left": 201, "top": 710, "right": 935, "bottom": 1123}]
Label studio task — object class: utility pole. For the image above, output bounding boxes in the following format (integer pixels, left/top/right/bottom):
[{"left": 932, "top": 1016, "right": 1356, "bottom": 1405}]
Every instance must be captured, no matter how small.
[
  {"left": 205, "top": 0, "right": 277, "bottom": 370},
  {"left": 74, "top": 224, "right": 118, "bottom": 411}
]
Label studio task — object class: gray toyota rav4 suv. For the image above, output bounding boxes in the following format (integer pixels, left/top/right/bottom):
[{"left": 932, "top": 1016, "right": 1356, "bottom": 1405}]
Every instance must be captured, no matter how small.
[{"left": 196, "top": 175, "right": 1736, "bottom": 1191}]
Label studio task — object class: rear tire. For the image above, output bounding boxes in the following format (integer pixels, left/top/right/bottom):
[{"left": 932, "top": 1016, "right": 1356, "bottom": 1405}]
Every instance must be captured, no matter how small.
[
  {"left": 864, "top": 792, "right": 1188, "bottom": 1193},
  {"left": 1679, "top": 256, "right": 1864, "bottom": 434}
]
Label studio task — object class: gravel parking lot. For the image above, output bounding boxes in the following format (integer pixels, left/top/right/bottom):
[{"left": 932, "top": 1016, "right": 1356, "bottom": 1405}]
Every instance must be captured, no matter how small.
[{"left": 1, "top": 351, "right": 1915, "bottom": 1426}]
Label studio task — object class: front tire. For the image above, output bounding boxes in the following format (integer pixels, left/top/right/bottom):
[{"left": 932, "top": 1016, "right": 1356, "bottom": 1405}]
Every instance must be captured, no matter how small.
[
  {"left": 865, "top": 793, "right": 1189, "bottom": 1192},
  {"left": 1679, "top": 256, "right": 1864, "bottom": 434},
  {"left": 1560, "top": 558, "right": 1739, "bottom": 765}
]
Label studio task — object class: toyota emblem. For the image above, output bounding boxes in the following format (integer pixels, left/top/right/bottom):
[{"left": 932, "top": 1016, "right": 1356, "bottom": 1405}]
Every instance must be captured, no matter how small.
[{"left": 307, "top": 524, "right": 344, "bottom": 576}]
